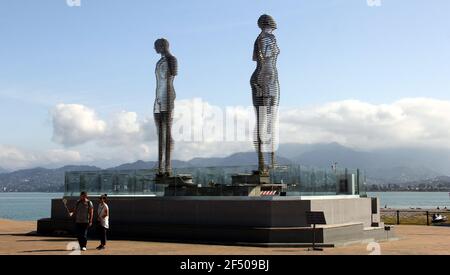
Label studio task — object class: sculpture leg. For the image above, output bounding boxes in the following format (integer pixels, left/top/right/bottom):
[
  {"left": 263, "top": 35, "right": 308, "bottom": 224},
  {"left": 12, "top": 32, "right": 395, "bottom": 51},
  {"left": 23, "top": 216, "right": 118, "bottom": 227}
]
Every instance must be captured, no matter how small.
[
  {"left": 154, "top": 113, "right": 164, "bottom": 175},
  {"left": 256, "top": 105, "right": 268, "bottom": 174},
  {"left": 165, "top": 111, "right": 174, "bottom": 176},
  {"left": 269, "top": 97, "right": 279, "bottom": 168},
  {"left": 262, "top": 103, "right": 271, "bottom": 172},
  {"left": 252, "top": 78, "right": 268, "bottom": 174}
]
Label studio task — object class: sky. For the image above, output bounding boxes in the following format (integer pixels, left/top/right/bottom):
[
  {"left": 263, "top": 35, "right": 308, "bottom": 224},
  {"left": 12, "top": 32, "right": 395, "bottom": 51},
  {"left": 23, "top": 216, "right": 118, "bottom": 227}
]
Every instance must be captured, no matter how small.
[{"left": 1, "top": 0, "right": 450, "bottom": 170}]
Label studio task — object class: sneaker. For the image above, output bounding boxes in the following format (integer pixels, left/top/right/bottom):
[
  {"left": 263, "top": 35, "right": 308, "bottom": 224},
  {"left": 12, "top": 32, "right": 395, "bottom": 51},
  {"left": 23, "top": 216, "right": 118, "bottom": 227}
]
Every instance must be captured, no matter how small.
[
  {"left": 96, "top": 245, "right": 104, "bottom": 250},
  {"left": 81, "top": 247, "right": 87, "bottom": 251},
  {"left": 98, "top": 246, "right": 106, "bottom": 250}
]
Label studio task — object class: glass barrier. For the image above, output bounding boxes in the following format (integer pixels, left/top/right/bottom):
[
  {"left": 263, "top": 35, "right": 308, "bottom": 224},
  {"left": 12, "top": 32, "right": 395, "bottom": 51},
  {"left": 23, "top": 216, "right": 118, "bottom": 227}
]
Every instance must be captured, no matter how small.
[{"left": 64, "top": 166, "right": 367, "bottom": 197}]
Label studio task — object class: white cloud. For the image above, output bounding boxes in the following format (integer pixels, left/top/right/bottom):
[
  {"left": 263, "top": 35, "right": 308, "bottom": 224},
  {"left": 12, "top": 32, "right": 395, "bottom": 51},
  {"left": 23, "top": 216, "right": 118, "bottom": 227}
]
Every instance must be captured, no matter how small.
[
  {"left": 0, "top": 145, "right": 84, "bottom": 170},
  {"left": 52, "top": 104, "right": 106, "bottom": 146},
  {"left": 280, "top": 98, "right": 450, "bottom": 150},
  {"left": 102, "top": 111, "right": 145, "bottom": 146},
  {"left": 0, "top": 146, "right": 29, "bottom": 170},
  {"left": 5, "top": 97, "right": 450, "bottom": 170},
  {"left": 44, "top": 149, "right": 84, "bottom": 164},
  {"left": 45, "top": 97, "right": 450, "bottom": 166}
]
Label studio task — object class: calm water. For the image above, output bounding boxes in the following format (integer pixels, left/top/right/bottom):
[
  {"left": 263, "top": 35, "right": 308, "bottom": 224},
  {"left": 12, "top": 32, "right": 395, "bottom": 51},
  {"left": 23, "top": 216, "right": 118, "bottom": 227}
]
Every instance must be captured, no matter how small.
[
  {"left": 1, "top": 192, "right": 450, "bottom": 221},
  {"left": 0, "top": 193, "right": 62, "bottom": 221},
  {"left": 368, "top": 192, "right": 450, "bottom": 209}
]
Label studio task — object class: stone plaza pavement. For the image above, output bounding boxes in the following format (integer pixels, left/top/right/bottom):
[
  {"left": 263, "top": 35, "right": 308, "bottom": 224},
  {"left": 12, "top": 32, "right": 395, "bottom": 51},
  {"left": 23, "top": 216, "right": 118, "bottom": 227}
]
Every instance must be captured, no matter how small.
[{"left": 1, "top": 219, "right": 449, "bottom": 255}]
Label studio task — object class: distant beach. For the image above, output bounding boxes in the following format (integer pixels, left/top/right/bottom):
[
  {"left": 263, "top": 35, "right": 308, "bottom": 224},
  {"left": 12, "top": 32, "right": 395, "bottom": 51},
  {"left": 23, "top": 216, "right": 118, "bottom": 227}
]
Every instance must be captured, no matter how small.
[{"left": 367, "top": 192, "right": 450, "bottom": 210}]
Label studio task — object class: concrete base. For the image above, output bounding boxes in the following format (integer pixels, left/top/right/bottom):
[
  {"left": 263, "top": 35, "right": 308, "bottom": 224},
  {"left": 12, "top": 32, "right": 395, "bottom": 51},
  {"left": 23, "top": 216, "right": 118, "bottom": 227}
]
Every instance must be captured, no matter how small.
[
  {"left": 37, "top": 196, "right": 390, "bottom": 245},
  {"left": 37, "top": 219, "right": 388, "bottom": 246}
]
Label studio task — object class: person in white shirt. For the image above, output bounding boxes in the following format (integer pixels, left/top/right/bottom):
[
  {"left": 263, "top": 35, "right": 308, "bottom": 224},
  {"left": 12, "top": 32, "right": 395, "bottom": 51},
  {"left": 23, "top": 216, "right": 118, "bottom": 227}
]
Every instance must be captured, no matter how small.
[{"left": 96, "top": 194, "right": 109, "bottom": 250}]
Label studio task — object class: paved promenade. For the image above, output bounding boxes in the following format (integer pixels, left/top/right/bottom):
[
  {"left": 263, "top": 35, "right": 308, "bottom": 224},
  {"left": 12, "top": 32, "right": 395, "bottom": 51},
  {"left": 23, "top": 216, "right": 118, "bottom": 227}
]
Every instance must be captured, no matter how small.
[{"left": 1, "top": 219, "right": 449, "bottom": 255}]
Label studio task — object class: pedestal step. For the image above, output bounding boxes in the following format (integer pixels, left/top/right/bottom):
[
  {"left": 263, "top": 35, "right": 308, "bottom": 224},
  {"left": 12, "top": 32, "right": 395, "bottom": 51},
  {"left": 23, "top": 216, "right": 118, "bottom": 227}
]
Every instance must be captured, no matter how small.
[{"left": 37, "top": 219, "right": 391, "bottom": 246}]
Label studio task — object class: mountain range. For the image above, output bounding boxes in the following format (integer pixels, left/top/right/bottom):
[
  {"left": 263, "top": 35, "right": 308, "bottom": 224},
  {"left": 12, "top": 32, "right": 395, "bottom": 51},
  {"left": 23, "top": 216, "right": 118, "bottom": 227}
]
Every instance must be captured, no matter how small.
[
  {"left": 1, "top": 143, "right": 450, "bottom": 192},
  {"left": 107, "top": 151, "right": 293, "bottom": 171},
  {"left": 278, "top": 143, "right": 446, "bottom": 184}
]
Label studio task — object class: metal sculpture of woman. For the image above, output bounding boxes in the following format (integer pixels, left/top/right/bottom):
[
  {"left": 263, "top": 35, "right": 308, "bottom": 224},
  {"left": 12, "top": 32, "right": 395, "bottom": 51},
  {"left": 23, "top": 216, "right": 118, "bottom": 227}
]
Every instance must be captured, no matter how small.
[
  {"left": 251, "top": 14, "right": 280, "bottom": 175},
  {"left": 154, "top": 38, "right": 177, "bottom": 176}
]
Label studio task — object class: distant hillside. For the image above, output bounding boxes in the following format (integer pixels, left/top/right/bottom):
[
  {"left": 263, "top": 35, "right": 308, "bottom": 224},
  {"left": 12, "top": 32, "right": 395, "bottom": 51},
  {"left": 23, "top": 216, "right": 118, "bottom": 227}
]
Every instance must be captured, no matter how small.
[
  {"left": 0, "top": 167, "right": 8, "bottom": 174},
  {"left": 0, "top": 152, "right": 292, "bottom": 192},
  {"left": 109, "top": 160, "right": 157, "bottom": 171},
  {"left": 291, "top": 143, "right": 376, "bottom": 168},
  {"left": 398, "top": 176, "right": 450, "bottom": 188},
  {"left": 0, "top": 165, "right": 100, "bottom": 192},
  {"left": 56, "top": 165, "right": 101, "bottom": 172},
  {"left": 3, "top": 143, "right": 450, "bottom": 192},
  {"left": 108, "top": 160, "right": 190, "bottom": 170},
  {"left": 367, "top": 175, "right": 450, "bottom": 192},
  {"left": 188, "top": 152, "right": 292, "bottom": 167},
  {"left": 277, "top": 143, "right": 347, "bottom": 160},
  {"left": 110, "top": 152, "right": 292, "bottom": 170},
  {"left": 285, "top": 143, "right": 443, "bottom": 184}
]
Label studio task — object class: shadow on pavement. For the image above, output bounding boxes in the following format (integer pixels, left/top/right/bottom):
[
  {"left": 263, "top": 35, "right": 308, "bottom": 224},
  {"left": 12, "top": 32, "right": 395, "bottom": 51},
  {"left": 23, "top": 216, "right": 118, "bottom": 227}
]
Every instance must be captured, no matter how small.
[
  {"left": 16, "top": 238, "right": 76, "bottom": 242},
  {"left": 20, "top": 249, "right": 70, "bottom": 253}
]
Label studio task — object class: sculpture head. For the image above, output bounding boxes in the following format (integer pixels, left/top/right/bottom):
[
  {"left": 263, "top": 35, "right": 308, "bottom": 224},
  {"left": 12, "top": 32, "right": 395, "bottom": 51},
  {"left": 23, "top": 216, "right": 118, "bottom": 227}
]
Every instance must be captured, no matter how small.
[
  {"left": 154, "top": 38, "right": 170, "bottom": 55},
  {"left": 258, "top": 14, "right": 277, "bottom": 31}
]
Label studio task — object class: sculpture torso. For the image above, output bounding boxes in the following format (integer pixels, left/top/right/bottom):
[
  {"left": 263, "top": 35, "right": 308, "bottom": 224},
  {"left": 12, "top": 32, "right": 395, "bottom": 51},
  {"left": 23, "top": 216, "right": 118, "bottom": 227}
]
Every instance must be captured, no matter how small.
[
  {"left": 154, "top": 56, "right": 175, "bottom": 113},
  {"left": 251, "top": 31, "right": 280, "bottom": 102}
]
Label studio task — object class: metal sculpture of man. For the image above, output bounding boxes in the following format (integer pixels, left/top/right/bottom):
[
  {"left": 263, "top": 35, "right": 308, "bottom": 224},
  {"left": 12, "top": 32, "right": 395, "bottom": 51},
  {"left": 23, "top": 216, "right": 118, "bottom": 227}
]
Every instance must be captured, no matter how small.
[
  {"left": 251, "top": 14, "right": 280, "bottom": 176},
  {"left": 154, "top": 38, "right": 177, "bottom": 177}
]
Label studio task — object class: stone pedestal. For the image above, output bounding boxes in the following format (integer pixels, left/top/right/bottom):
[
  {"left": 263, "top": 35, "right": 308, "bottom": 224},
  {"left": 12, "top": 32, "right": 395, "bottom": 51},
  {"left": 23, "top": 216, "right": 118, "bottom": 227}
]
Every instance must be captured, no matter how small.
[{"left": 38, "top": 196, "right": 389, "bottom": 246}]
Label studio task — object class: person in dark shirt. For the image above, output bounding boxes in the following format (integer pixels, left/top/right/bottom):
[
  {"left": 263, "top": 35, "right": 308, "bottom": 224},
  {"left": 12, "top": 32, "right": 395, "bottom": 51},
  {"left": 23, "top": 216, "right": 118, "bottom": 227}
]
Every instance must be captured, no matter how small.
[{"left": 71, "top": 191, "right": 94, "bottom": 251}]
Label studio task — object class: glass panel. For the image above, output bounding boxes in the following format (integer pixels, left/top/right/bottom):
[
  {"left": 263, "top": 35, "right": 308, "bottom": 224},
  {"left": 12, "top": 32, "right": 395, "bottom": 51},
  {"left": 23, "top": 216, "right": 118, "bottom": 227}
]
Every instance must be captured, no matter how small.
[
  {"left": 135, "top": 170, "right": 157, "bottom": 195},
  {"left": 116, "top": 171, "right": 133, "bottom": 195},
  {"left": 66, "top": 172, "right": 81, "bottom": 197},
  {"left": 82, "top": 172, "right": 99, "bottom": 195},
  {"left": 100, "top": 172, "right": 115, "bottom": 195},
  {"left": 63, "top": 166, "right": 368, "bottom": 197}
]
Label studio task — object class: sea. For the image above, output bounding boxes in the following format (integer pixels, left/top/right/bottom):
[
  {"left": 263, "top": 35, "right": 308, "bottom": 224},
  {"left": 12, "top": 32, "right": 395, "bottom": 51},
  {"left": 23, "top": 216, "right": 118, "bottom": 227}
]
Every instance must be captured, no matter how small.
[
  {"left": 0, "top": 193, "right": 63, "bottom": 221},
  {"left": 1, "top": 192, "right": 450, "bottom": 221},
  {"left": 367, "top": 192, "right": 450, "bottom": 210}
]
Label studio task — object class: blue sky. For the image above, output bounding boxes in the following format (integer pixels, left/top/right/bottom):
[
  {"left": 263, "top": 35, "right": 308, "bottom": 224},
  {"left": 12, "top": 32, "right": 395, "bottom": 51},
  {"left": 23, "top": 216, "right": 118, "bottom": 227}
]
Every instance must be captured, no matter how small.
[{"left": 1, "top": 0, "right": 450, "bottom": 169}]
